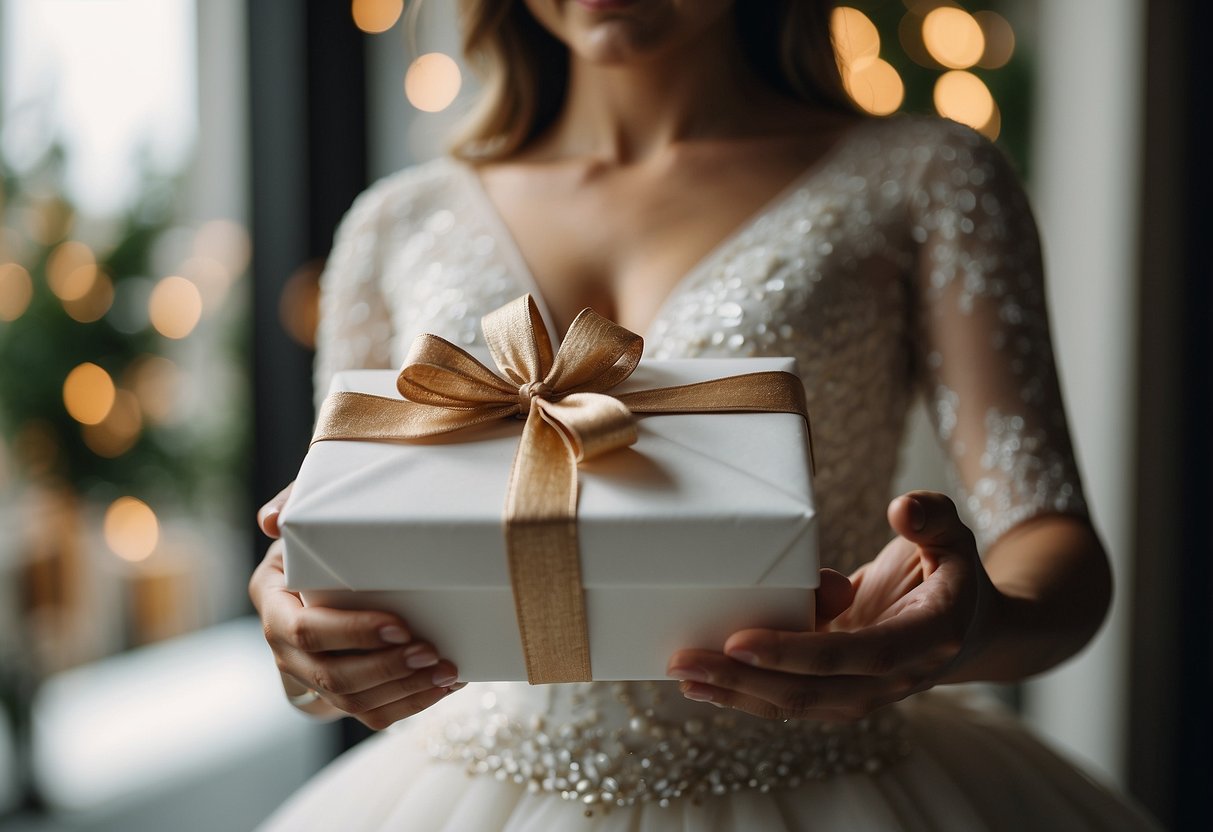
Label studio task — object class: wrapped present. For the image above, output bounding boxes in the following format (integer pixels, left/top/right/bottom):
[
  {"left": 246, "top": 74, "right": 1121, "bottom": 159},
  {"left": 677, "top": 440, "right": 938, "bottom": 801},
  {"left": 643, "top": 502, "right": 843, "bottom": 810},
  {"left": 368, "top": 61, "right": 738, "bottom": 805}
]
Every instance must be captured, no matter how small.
[{"left": 280, "top": 296, "right": 818, "bottom": 683}]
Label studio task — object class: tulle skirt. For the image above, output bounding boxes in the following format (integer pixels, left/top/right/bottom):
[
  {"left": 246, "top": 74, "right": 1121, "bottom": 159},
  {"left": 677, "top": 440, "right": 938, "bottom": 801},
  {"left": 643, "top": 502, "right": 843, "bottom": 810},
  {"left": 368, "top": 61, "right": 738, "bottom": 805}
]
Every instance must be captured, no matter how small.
[{"left": 258, "top": 690, "right": 1158, "bottom": 831}]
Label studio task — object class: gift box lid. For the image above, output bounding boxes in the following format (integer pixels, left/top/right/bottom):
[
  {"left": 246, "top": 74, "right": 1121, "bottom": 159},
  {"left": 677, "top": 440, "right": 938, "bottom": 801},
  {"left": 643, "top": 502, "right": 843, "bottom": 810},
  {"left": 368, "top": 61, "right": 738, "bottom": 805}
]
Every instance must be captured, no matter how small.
[{"left": 281, "top": 357, "right": 817, "bottom": 592}]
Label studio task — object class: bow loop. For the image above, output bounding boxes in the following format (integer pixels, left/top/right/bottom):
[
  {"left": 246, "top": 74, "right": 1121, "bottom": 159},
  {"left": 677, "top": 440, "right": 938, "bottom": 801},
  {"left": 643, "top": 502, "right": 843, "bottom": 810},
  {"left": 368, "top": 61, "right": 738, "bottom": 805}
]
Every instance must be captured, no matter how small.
[
  {"left": 397, "top": 334, "right": 517, "bottom": 408},
  {"left": 482, "top": 295, "right": 554, "bottom": 386},
  {"left": 546, "top": 307, "right": 644, "bottom": 394}
]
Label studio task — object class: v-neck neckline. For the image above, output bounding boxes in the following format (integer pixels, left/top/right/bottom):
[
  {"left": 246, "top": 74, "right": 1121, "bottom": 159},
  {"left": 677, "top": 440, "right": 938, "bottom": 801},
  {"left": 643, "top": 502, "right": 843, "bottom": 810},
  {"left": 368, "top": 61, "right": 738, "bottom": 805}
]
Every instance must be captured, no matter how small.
[{"left": 451, "top": 119, "right": 872, "bottom": 347}]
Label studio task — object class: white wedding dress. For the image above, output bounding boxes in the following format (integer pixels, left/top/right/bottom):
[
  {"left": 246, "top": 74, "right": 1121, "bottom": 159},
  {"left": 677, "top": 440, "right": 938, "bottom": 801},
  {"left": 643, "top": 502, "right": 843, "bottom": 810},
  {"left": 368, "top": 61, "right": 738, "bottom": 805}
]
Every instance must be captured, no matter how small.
[{"left": 260, "top": 114, "right": 1157, "bottom": 830}]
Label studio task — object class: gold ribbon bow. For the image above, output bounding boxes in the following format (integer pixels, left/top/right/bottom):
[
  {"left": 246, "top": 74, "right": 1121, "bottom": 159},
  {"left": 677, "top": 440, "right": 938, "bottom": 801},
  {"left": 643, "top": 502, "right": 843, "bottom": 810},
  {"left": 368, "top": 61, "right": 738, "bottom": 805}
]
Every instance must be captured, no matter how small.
[{"left": 313, "top": 295, "right": 810, "bottom": 684}]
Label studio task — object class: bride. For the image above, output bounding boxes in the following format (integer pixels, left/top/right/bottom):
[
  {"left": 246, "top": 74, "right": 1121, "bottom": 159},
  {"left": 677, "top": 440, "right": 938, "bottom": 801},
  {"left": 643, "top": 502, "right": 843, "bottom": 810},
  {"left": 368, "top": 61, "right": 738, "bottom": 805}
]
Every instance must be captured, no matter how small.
[{"left": 250, "top": 1, "right": 1158, "bottom": 828}]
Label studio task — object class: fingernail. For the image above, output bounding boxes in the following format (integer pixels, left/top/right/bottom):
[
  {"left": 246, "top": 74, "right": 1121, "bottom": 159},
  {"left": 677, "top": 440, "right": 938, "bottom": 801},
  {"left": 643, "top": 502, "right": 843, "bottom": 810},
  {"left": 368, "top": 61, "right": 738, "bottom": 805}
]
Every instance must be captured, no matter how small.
[
  {"left": 908, "top": 497, "right": 926, "bottom": 531},
  {"left": 446, "top": 682, "right": 467, "bottom": 692},
  {"left": 666, "top": 665, "right": 710, "bottom": 683},
  {"left": 726, "top": 649, "right": 759, "bottom": 666},
  {"left": 379, "top": 625, "right": 409, "bottom": 644},
  {"left": 682, "top": 684, "right": 715, "bottom": 703},
  {"left": 403, "top": 645, "right": 438, "bottom": 668},
  {"left": 432, "top": 669, "right": 458, "bottom": 687}
]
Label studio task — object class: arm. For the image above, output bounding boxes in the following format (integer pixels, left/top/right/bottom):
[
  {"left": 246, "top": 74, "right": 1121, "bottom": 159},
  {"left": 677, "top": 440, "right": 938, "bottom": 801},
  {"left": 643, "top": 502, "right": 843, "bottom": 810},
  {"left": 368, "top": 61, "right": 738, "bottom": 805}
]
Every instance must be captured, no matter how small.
[
  {"left": 949, "top": 513, "right": 1110, "bottom": 683},
  {"left": 667, "top": 121, "right": 1109, "bottom": 718}
]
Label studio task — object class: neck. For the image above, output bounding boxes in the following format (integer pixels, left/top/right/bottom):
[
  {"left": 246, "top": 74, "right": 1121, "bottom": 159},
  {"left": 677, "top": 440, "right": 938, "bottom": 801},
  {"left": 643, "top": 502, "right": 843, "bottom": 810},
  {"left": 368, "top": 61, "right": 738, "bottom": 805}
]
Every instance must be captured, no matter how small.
[{"left": 541, "top": 17, "right": 776, "bottom": 163}]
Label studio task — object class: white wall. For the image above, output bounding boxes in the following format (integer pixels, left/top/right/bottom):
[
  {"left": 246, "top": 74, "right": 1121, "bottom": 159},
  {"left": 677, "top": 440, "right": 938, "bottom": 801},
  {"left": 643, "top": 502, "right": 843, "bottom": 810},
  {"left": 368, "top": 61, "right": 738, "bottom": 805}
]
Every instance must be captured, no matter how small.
[{"left": 1025, "top": 0, "right": 1144, "bottom": 786}]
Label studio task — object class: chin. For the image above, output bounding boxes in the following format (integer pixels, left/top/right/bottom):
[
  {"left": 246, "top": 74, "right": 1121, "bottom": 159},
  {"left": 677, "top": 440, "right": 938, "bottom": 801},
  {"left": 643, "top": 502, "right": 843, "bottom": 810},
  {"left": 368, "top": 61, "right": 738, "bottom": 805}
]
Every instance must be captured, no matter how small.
[{"left": 524, "top": 0, "right": 734, "bottom": 65}]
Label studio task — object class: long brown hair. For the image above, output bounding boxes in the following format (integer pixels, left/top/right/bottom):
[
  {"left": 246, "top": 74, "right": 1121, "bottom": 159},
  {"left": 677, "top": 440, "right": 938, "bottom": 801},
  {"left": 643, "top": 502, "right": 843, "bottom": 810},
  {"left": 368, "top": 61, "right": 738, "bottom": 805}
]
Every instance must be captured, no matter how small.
[{"left": 450, "top": 0, "right": 856, "bottom": 162}]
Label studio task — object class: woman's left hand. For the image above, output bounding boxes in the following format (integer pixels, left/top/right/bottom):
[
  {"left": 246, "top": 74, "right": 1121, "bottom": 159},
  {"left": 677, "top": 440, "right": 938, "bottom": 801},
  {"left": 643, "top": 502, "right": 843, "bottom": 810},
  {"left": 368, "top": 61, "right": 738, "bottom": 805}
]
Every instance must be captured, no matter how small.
[{"left": 666, "top": 491, "right": 1003, "bottom": 722}]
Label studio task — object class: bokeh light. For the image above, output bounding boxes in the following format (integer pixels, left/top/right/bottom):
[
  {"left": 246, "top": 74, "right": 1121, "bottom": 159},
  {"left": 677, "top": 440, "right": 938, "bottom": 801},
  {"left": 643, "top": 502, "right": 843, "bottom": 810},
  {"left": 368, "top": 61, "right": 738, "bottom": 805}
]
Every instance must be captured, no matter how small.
[
  {"left": 125, "top": 354, "right": 180, "bottom": 425},
  {"left": 148, "top": 275, "right": 202, "bottom": 339},
  {"left": 0, "top": 263, "right": 34, "bottom": 321},
  {"left": 831, "top": 7, "right": 881, "bottom": 73},
  {"left": 351, "top": 0, "right": 403, "bottom": 34},
  {"left": 63, "top": 362, "right": 116, "bottom": 425},
  {"left": 46, "top": 241, "right": 96, "bottom": 300},
  {"left": 933, "top": 70, "right": 995, "bottom": 132},
  {"left": 844, "top": 59, "right": 905, "bottom": 116},
  {"left": 82, "top": 389, "right": 142, "bottom": 458},
  {"left": 62, "top": 270, "right": 114, "bottom": 323},
  {"left": 974, "top": 10, "right": 1015, "bottom": 70},
  {"left": 103, "top": 496, "right": 159, "bottom": 562},
  {"left": 405, "top": 53, "right": 462, "bottom": 113},
  {"left": 279, "top": 261, "right": 322, "bottom": 349},
  {"left": 978, "top": 101, "right": 1002, "bottom": 141},
  {"left": 922, "top": 7, "right": 986, "bottom": 70}
]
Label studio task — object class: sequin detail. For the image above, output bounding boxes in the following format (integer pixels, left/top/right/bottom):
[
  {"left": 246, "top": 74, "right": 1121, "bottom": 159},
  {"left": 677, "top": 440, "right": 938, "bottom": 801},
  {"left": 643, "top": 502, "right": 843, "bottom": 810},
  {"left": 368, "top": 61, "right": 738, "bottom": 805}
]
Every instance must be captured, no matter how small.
[{"left": 423, "top": 683, "right": 910, "bottom": 810}]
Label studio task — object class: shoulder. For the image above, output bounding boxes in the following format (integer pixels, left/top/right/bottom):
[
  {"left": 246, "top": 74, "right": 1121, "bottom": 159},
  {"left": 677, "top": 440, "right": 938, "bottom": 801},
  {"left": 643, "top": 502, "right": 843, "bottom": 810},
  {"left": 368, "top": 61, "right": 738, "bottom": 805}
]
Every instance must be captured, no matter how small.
[
  {"left": 335, "top": 155, "right": 464, "bottom": 236},
  {"left": 864, "top": 113, "right": 1007, "bottom": 159},
  {"left": 841, "top": 113, "right": 1019, "bottom": 188}
]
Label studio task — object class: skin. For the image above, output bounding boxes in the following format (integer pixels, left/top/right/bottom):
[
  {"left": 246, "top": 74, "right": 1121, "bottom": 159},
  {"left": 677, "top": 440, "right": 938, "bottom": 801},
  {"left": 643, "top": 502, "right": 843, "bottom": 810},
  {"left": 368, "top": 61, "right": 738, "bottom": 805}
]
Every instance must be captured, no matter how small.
[{"left": 251, "top": 0, "right": 1113, "bottom": 727}]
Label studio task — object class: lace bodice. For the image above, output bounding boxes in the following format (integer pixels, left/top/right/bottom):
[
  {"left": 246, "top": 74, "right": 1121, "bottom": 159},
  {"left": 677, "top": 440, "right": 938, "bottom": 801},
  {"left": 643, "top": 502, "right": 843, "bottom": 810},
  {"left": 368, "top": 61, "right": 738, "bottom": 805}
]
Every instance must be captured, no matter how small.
[
  {"left": 310, "top": 114, "right": 1089, "bottom": 808},
  {"left": 315, "top": 113, "right": 1087, "bottom": 571}
]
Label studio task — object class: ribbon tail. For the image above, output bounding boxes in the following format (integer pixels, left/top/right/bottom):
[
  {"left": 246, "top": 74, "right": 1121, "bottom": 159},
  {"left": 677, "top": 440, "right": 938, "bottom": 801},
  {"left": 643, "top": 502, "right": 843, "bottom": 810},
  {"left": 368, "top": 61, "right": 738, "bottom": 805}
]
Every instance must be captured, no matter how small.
[{"left": 503, "top": 409, "right": 592, "bottom": 684}]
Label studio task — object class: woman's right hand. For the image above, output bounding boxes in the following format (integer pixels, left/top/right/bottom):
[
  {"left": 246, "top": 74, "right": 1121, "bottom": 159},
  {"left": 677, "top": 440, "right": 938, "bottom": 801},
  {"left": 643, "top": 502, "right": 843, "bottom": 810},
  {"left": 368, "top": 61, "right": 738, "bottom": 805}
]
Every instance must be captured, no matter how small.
[{"left": 250, "top": 483, "right": 463, "bottom": 730}]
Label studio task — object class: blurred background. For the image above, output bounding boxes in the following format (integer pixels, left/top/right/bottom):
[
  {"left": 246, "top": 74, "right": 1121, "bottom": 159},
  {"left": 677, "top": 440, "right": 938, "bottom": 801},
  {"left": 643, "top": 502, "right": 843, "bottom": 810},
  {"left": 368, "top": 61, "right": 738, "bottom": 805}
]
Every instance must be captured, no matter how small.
[{"left": 0, "top": 0, "right": 1206, "bottom": 829}]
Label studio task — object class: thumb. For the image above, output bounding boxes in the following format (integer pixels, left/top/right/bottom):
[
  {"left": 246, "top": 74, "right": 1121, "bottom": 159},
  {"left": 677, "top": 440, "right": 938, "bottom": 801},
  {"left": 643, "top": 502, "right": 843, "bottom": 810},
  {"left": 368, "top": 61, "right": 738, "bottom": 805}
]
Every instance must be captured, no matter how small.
[
  {"left": 887, "top": 491, "right": 977, "bottom": 570},
  {"left": 257, "top": 481, "right": 295, "bottom": 539}
]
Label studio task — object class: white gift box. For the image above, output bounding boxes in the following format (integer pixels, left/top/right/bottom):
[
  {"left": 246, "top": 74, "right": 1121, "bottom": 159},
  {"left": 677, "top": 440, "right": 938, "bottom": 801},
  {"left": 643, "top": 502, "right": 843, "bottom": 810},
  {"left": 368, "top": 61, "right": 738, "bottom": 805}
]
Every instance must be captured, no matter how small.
[{"left": 280, "top": 357, "right": 818, "bottom": 682}]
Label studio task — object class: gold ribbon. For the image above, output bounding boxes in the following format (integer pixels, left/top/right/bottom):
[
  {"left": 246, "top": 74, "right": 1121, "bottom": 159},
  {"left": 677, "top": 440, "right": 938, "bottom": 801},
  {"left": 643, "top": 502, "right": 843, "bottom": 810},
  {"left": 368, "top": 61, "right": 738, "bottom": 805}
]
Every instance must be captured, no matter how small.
[{"left": 312, "top": 295, "right": 810, "bottom": 684}]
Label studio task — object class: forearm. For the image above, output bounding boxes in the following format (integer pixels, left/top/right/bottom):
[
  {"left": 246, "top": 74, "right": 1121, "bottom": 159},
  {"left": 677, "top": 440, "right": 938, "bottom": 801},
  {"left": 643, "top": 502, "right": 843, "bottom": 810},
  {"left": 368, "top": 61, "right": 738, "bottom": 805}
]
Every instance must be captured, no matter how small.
[{"left": 943, "top": 513, "right": 1112, "bottom": 684}]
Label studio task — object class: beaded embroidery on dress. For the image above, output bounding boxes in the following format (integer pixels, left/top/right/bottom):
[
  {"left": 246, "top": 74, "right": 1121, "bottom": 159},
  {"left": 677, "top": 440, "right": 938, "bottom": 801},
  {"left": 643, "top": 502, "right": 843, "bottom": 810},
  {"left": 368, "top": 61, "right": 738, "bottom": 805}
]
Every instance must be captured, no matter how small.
[{"left": 266, "top": 115, "right": 1156, "bottom": 831}]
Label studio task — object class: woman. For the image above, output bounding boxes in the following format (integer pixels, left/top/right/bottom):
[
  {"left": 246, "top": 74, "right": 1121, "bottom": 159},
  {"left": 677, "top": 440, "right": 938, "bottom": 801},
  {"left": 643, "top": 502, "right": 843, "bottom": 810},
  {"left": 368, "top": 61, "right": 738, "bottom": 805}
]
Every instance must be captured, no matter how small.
[{"left": 252, "top": 1, "right": 1158, "bottom": 828}]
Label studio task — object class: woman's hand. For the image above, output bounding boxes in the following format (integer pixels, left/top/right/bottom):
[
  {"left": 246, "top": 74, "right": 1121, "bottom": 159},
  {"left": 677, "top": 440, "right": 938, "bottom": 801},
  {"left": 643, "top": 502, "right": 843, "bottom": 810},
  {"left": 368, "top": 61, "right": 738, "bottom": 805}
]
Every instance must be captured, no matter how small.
[
  {"left": 250, "top": 483, "right": 463, "bottom": 730},
  {"left": 666, "top": 491, "right": 1003, "bottom": 722}
]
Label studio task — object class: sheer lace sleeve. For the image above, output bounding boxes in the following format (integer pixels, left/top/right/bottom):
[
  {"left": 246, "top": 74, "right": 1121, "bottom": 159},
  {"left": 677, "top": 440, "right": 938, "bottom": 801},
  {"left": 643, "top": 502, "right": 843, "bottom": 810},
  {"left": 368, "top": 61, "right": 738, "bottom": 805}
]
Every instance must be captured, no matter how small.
[
  {"left": 909, "top": 120, "right": 1088, "bottom": 550},
  {"left": 313, "top": 182, "right": 396, "bottom": 414}
]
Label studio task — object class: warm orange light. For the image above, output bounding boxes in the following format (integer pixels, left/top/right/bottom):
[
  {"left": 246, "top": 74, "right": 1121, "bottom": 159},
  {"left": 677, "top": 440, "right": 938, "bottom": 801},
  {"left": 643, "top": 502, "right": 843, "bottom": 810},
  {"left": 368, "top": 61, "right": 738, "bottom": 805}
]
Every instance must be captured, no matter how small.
[
  {"left": 63, "top": 362, "right": 116, "bottom": 425},
  {"left": 922, "top": 7, "right": 986, "bottom": 70},
  {"left": 831, "top": 7, "right": 881, "bottom": 73},
  {"left": 104, "top": 496, "right": 159, "bottom": 562},
  {"left": 0, "top": 263, "right": 33, "bottom": 321},
  {"left": 148, "top": 275, "right": 202, "bottom": 339},
  {"left": 844, "top": 58, "right": 905, "bottom": 116},
  {"left": 279, "top": 261, "right": 322, "bottom": 349},
  {"left": 978, "top": 101, "right": 1002, "bottom": 141},
  {"left": 351, "top": 0, "right": 403, "bottom": 34},
  {"left": 82, "top": 389, "right": 143, "bottom": 458},
  {"left": 405, "top": 53, "right": 462, "bottom": 113},
  {"left": 974, "top": 10, "right": 1015, "bottom": 70},
  {"left": 46, "top": 241, "right": 95, "bottom": 300},
  {"left": 933, "top": 70, "right": 996, "bottom": 131},
  {"left": 63, "top": 271, "right": 114, "bottom": 323},
  {"left": 125, "top": 355, "right": 180, "bottom": 425}
]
